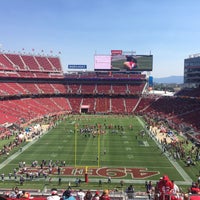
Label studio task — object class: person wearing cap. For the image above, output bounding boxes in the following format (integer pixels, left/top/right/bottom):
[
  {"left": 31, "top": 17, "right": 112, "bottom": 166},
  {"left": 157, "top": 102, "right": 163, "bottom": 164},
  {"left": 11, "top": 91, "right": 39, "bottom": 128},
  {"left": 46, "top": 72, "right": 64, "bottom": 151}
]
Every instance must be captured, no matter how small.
[
  {"left": 158, "top": 175, "right": 174, "bottom": 200},
  {"left": 47, "top": 188, "right": 60, "bottom": 200},
  {"left": 92, "top": 191, "right": 100, "bottom": 200}
]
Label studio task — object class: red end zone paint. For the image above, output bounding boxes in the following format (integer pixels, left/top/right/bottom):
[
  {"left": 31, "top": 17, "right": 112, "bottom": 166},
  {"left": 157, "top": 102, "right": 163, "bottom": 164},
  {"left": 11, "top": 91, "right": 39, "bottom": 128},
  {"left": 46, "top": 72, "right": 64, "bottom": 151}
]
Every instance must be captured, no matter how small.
[{"left": 18, "top": 167, "right": 159, "bottom": 179}]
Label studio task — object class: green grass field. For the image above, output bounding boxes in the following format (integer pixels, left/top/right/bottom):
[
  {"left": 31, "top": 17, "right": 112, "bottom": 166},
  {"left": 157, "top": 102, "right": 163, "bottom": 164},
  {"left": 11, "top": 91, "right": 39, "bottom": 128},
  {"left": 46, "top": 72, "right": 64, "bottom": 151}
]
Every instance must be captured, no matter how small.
[{"left": 0, "top": 115, "right": 198, "bottom": 192}]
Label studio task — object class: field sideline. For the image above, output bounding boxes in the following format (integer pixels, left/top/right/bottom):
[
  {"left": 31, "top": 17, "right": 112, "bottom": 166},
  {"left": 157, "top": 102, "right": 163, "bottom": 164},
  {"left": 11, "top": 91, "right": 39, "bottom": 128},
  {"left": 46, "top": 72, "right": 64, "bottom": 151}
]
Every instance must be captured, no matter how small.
[{"left": 0, "top": 115, "right": 196, "bottom": 189}]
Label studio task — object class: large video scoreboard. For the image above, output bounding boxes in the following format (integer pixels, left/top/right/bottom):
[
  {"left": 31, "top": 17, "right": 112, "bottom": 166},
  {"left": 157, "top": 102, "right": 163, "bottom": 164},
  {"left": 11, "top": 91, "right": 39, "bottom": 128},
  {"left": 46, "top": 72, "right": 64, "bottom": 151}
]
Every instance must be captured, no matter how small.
[{"left": 94, "top": 50, "right": 153, "bottom": 72}]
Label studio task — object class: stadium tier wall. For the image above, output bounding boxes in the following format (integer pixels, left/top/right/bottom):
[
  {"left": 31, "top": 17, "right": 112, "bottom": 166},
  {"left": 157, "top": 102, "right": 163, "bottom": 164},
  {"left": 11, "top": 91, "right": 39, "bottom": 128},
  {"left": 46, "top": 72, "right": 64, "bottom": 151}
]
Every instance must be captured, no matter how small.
[{"left": 0, "top": 53, "right": 200, "bottom": 140}]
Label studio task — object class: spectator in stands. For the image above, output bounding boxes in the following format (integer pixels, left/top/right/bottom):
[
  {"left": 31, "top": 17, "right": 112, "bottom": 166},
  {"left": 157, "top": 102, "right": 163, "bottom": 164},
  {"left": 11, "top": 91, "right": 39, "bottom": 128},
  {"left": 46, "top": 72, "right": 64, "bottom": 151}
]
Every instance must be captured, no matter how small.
[
  {"left": 47, "top": 188, "right": 60, "bottom": 200},
  {"left": 145, "top": 181, "right": 153, "bottom": 199},
  {"left": 189, "top": 182, "right": 200, "bottom": 194},
  {"left": 171, "top": 180, "right": 180, "bottom": 194},
  {"left": 154, "top": 181, "right": 160, "bottom": 200},
  {"left": 126, "top": 184, "right": 134, "bottom": 200},
  {"left": 77, "top": 189, "right": 85, "bottom": 200},
  {"left": 158, "top": 175, "right": 174, "bottom": 200},
  {"left": 92, "top": 191, "right": 100, "bottom": 200},
  {"left": 7, "top": 187, "right": 21, "bottom": 198},
  {"left": 197, "top": 175, "right": 200, "bottom": 185},
  {"left": 171, "top": 180, "right": 180, "bottom": 200},
  {"left": 84, "top": 190, "right": 92, "bottom": 200},
  {"left": 62, "top": 189, "right": 75, "bottom": 200},
  {"left": 99, "top": 190, "right": 110, "bottom": 200},
  {"left": 21, "top": 190, "right": 31, "bottom": 199}
]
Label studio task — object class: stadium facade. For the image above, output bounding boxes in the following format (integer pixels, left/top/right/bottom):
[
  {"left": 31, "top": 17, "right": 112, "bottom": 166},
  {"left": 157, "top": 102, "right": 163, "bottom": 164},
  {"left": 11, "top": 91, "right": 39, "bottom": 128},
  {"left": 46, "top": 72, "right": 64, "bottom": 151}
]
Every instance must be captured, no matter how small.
[
  {"left": 184, "top": 53, "right": 200, "bottom": 87},
  {"left": 0, "top": 51, "right": 200, "bottom": 144}
]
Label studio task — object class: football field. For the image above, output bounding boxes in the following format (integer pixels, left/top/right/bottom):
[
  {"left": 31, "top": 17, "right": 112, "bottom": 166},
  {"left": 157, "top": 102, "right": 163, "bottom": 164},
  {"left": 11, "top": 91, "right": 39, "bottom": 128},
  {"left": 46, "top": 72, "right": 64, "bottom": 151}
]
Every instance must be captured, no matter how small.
[{"left": 0, "top": 115, "right": 192, "bottom": 184}]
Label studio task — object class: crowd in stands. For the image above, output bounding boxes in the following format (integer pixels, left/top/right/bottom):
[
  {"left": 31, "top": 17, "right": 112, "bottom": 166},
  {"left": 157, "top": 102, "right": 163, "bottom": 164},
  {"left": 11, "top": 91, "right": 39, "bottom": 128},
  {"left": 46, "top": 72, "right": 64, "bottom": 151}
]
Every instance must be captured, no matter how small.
[
  {"left": 1, "top": 52, "right": 200, "bottom": 136},
  {"left": 2, "top": 86, "right": 200, "bottom": 137},
  {"left": 137, "top": 96, "right": 200, "bottom": 142},
  {"left": 0, "top": 114, "right": 65, "bottom": 157},
  {"left": 147, "top": 115, "right": 200, "bottom": 167},
  {"left": 175, "top": 87, "right": 200, "bottom": 98},
  {"left": 1, "top": 53, "right": 200, "bottom": 200},
  {"left": 2, "top": 187, "right": 112, "bottom": 200},
  {"left": 1, "top": 174, "right": 200, "bottom": 200},
  {"left": 0, "top": 54, "right": 198, "bottom": 135}
]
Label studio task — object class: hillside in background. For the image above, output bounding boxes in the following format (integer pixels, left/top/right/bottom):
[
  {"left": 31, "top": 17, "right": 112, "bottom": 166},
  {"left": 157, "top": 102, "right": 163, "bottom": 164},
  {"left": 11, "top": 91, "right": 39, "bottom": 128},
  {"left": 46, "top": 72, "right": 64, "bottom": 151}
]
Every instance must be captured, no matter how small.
[{"left": 154, "top": 76, "right": 183, "bottom": 84}]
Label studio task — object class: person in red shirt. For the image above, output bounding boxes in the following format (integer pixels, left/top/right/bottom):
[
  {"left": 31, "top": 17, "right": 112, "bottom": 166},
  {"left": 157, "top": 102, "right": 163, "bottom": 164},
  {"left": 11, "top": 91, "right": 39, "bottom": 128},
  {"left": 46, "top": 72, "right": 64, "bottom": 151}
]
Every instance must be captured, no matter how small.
[
  {"left": 190, "top": 182, "right": 200, "bottom": 194},
  {"left": 99, "top": 190, "right": 110, "bottom": 200},
  {"left": 158, "top": 175, "right": 174, "bottom": 200}
]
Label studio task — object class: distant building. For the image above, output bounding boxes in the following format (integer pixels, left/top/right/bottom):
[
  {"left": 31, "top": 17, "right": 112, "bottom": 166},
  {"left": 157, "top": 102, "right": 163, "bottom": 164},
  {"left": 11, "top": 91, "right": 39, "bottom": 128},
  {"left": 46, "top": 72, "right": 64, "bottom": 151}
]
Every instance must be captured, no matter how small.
[{"left": 184, "top": 53, "right": 200, "bottom": 87}]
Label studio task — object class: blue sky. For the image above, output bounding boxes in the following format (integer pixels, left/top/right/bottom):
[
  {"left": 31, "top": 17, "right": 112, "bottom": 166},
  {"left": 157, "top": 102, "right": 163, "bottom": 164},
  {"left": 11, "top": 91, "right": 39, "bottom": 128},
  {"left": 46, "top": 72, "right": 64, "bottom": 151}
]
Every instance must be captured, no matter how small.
[{"left": 0, "top": 0, "right": 200, "bottom": 78}]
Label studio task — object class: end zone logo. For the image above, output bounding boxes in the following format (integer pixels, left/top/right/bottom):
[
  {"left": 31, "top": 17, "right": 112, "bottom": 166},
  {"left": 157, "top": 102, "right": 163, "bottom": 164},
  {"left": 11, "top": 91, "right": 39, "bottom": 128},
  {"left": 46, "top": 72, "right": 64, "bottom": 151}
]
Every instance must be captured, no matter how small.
[
  {"left": 64, "top": 167, "right": 159, "bottom": 179},
  {"left": 18, "top": 167, "right": 159, "bottom": 179}
]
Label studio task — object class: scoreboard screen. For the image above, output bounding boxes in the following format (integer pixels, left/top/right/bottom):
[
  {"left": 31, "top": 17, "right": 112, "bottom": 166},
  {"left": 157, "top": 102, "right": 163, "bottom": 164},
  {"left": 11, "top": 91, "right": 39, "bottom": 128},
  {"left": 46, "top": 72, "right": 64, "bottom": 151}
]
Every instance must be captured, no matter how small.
[
  {"left": 94, "top": 51, "right": 153, "bottom": 72},
  {"left": 111, "top": 54, "right": 153, "bottom": 71}
]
